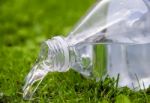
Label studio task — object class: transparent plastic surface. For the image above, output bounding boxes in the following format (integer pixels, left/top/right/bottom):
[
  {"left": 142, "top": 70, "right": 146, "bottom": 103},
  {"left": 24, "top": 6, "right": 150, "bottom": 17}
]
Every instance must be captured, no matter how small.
[
  {"left": 67, "top": 0, "right": 150, "bottom": 45},
  {"left": 106, "top": 0, "right": 150, "bottom": 89},
  {"left": 23, "top": 0, "right": 150, "bottom": 100},
  {"left": 107, "top": 43, "right": 150, "bottom": 89},
  {"left": 66, "top": 0, "right": 150, "bottom": 88}
]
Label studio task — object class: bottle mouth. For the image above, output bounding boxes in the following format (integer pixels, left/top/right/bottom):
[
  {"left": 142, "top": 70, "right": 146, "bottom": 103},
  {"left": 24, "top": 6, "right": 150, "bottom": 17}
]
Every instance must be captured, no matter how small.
[
  {"left": 45, "top": 36, "right": 70, "bottom": 72},
  {"left": 23, "top": 36, "right": 70, "bottom": 100}
]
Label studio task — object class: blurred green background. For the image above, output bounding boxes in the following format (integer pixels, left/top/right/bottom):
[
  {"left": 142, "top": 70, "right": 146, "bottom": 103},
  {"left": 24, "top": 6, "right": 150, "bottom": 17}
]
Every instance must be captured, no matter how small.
[{"left": 0, "top": 0, "right": 150, "bottom": 102}]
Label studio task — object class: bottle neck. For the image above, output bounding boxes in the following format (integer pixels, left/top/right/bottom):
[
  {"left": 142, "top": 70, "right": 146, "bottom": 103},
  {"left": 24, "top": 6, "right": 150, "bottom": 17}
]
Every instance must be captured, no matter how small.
[
  {"left": 43, "top": 36, "right": 70, "bottom": 72},
  {"left": 41, "top": 36, "right": 94, "bottom": 77}
]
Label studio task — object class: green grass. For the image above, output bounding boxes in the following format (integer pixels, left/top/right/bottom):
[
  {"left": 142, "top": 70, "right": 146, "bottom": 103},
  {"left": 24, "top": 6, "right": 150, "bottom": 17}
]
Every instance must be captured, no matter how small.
[{"left": 0, "top": 0, "right": 150, "bottom": 102}]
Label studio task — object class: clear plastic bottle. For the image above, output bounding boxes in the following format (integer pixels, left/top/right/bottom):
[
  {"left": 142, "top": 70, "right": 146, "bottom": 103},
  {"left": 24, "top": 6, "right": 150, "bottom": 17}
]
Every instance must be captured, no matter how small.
[{"left": 23, "top": 0, "right": 150, "bottom": 100}]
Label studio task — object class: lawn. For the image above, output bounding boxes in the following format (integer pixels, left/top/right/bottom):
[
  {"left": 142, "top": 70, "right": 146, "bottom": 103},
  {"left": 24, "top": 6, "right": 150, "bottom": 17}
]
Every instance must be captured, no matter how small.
[{"left": 0, "top": 0, "right": 150, "bottom": 102}]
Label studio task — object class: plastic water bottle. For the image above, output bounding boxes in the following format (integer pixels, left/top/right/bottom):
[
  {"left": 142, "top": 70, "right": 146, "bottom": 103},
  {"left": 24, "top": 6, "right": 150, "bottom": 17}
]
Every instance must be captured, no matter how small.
[{"left": 23, "top": 0, "right": 150, "bottom": 100}]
